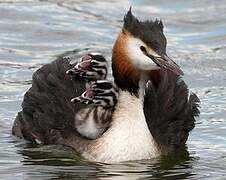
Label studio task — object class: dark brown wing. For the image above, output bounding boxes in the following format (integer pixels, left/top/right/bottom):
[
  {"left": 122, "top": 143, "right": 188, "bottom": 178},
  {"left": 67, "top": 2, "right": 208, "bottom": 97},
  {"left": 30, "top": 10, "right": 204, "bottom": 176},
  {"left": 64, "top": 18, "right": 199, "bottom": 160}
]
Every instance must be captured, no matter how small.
[
  {"left": 143, "top": 70, "right": 200, "bottom": 153},
  {"left": 12, "top": 51, "right": 87, "bottom": 144}
]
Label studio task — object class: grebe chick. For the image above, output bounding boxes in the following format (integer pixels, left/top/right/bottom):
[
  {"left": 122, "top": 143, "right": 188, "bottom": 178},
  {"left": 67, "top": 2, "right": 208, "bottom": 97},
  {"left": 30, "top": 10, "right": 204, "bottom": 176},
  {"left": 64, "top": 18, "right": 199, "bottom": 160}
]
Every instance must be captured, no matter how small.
[
  {"left": 66, "top": 53, "right": 108, "bottom": 81},
  {"left": 73, "top": 80, "right": 118, "bottom": 139},
  {"left": 67, "top": 54, "right": 118, "bottom": 139}
]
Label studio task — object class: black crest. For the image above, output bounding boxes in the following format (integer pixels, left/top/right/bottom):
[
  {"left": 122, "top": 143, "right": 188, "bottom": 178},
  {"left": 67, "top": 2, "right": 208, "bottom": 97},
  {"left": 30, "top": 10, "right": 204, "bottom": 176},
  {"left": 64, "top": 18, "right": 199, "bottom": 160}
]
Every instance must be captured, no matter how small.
[{"left": 123, "top": 8, "right": 166, "bottom": 53}]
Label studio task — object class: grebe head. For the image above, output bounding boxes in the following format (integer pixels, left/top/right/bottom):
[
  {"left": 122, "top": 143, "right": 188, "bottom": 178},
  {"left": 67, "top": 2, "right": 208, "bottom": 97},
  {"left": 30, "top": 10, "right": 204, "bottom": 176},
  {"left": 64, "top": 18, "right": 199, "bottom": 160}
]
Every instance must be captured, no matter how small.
[
  {"left": 112, "top": 8, "right": 183, "bottom": 93},
  {"left": 66, "top": 54, "right": 108, "bottom": 81},
  {"left": 71, "top": 80, "right": 118, "bottom": 108}
]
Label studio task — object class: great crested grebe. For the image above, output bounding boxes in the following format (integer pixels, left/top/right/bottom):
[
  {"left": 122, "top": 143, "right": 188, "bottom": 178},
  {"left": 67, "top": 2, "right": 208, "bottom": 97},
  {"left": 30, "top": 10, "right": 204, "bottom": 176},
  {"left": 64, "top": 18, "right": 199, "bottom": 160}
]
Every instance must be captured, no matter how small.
[{"left": 12, "top": 9, "right": 200, "bottom": 163}]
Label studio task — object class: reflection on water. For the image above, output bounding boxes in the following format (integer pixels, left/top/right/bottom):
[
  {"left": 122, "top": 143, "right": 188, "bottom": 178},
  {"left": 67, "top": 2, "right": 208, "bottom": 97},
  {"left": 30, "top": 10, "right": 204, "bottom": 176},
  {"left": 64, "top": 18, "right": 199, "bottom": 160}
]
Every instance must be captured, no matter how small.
[
  {"left": 0, "top": 0, "right": 226, "bottom": 179},
  {"left": 17, "top": 144, "right": 195, "bottom": 179}
]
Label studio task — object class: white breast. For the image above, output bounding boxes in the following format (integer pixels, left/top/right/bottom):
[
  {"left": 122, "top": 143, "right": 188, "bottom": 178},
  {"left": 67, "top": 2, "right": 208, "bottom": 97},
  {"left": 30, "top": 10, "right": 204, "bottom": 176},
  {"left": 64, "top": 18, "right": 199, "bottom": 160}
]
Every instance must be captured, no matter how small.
[{"left": 84, "top": 90, "right": 160, "bottom": 163}]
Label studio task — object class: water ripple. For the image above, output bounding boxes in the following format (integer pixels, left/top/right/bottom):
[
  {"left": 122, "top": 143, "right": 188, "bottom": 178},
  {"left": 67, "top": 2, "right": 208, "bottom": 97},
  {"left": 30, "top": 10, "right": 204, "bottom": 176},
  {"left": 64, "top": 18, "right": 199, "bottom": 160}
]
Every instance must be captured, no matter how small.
[{"left": 0, "top": 0, "right": 226, "bottom": 179}]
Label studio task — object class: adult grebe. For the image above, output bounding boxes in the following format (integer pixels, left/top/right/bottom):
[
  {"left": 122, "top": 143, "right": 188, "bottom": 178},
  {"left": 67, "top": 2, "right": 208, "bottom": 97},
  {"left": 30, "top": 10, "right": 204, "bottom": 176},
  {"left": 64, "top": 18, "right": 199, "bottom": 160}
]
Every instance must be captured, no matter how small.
[{"left": 12, "top": 9, "right": 200, "bottom": 163}]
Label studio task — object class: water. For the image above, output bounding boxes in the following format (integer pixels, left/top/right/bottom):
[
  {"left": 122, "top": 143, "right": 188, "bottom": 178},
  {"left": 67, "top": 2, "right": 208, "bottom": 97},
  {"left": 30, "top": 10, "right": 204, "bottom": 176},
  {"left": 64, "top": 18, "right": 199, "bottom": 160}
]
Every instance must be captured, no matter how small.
[{"left": 0, "top": 0, "right": 226, "bottom": 179}]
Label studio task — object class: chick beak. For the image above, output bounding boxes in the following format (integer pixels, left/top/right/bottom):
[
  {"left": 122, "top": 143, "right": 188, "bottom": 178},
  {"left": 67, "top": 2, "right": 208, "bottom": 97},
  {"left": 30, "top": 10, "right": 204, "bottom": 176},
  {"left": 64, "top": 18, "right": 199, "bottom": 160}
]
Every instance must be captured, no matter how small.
[{"left": 147, "top": 53, "right": 184, "bottom": 76}]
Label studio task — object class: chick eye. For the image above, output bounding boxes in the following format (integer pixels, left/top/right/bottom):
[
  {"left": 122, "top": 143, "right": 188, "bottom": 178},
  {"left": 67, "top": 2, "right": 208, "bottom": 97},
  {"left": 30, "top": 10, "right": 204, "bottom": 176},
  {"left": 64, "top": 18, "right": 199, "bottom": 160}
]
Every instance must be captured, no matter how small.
[{"left": 140, "top": 46, "right": 147, "bottom": 53}]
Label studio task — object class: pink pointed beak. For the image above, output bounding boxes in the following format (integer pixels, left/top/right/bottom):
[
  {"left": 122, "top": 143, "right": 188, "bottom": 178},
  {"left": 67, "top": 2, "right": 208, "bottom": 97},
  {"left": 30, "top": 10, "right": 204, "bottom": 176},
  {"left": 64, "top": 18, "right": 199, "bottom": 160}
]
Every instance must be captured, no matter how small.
[{"left": 147, "top": 53, "right": 184, "bottom": 76}]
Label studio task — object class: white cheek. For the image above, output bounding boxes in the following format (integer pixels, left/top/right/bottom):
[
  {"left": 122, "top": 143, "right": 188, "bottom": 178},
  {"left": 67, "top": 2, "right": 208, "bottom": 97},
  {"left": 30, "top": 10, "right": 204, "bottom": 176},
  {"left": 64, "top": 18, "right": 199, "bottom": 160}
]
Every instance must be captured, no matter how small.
[{"left": 127, "top": 37, "right": 159, "bottom": 71}]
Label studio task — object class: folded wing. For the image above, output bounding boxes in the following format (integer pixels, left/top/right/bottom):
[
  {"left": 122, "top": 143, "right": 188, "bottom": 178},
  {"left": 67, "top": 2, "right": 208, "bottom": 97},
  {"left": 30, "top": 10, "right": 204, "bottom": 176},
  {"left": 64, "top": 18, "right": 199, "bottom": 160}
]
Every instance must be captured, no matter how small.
[
  {"left": 12, "top": 51, "right": 87, "bottom": 144},
  {"left": 143, "top": 70, "right": 200, "bottom": 153}
]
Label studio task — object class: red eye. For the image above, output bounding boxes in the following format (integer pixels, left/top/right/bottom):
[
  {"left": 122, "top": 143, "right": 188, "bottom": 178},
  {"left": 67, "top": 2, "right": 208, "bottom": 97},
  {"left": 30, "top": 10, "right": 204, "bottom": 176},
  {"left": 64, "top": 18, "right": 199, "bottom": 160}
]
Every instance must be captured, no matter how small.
[{"left": 140, "top": 46, "right": 147, "bottom": 52}]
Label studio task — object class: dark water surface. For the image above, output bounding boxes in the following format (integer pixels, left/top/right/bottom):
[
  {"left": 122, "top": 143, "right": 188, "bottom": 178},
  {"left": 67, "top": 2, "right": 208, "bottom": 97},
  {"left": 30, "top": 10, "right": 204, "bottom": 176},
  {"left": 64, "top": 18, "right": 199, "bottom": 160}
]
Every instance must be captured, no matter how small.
[{"left": 0, "top": 0, "right": 226, "bottom": 179}]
